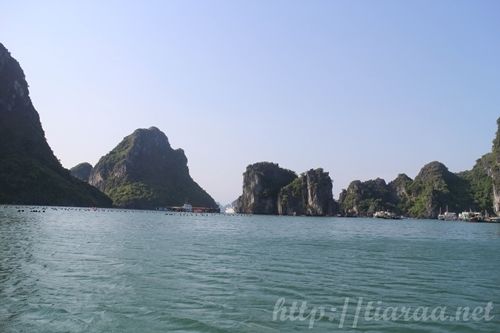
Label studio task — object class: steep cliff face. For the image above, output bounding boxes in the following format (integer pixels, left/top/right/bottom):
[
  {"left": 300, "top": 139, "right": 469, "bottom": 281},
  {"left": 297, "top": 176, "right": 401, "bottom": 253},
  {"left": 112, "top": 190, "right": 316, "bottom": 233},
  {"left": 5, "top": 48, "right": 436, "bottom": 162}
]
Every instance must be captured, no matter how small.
[
  {"left": 89, "top": 127, "right": 217, "bottom": 209},
  {"left": 0, "top": 43, "right": 111, "bottom": 207},
  {"left": 70, "top": 162, "right": 93, "bottom": 182},
  {"left": 278, "top": 168, "right": 335, "bottom": 216},
  {"left": 235, "top": 162, "right": 297, "bottom": 214},
  {"left": 491, "top": 118, "right": 500, "bottom": 215},
  {"left": 338, "top": 178, "right": 397, "bottom": 216}
]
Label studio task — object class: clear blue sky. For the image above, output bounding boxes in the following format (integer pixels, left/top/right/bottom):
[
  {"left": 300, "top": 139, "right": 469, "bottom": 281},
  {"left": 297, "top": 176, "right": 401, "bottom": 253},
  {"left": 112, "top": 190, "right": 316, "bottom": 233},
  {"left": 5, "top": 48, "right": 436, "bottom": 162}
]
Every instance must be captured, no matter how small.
[{"left": 2, "top": 0, "right": 499, "bottom": 204}]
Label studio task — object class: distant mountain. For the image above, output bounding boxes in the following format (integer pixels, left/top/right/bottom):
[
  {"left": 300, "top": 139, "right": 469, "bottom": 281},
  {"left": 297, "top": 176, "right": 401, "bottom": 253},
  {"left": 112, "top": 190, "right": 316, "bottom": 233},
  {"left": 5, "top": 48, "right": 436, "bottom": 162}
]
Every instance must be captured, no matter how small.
[
  {"left": 0, "top": 43, "right": 111, "bottom": 207},
  {"left": 70, "top": 162, "right": 93, "bottom": 182},
  {"left": 89, "top": 127, "right": 218, "bottom": 210}
]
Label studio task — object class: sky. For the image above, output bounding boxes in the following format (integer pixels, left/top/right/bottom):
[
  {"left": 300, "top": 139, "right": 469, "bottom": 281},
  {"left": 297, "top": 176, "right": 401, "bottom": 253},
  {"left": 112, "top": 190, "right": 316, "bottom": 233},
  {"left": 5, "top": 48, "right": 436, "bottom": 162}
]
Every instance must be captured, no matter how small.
[{"left": 1, "top": 0, "right": 499, "bottom": 204}]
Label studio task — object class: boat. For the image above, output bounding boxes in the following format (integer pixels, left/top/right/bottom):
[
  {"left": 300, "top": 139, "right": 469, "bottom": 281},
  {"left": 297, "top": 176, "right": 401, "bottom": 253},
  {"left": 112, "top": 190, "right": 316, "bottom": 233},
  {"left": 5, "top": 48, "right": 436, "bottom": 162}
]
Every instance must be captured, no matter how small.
[
  {"left": 458, "top": 211, "right": 485, "bottom": 222},
  {"left": 373, "top": 211, "right": 402, "bottom": 220},
  {"left": 437, "top": 212, "right": 457, "bottom": 221},
  {"left": 224, "top": 207, "right": 235, "bottom": 214},
  {"left": 437, "top": 206, "right": 458, "bottom": 221}
]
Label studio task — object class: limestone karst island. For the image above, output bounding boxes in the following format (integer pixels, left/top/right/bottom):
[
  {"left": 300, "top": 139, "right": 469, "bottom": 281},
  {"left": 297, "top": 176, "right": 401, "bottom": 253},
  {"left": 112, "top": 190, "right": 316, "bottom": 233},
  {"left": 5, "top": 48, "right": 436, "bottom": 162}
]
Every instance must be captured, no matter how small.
[{"left": 1, "top": 2, "right": 500, "bottom": 332}]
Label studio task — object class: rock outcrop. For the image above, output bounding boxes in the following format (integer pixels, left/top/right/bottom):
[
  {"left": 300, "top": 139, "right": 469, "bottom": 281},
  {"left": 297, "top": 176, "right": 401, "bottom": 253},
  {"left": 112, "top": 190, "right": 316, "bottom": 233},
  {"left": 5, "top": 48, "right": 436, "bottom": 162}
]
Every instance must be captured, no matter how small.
[
  {"left": 70, "top": 162, "right": 93, "bottom": 182},
  {"left": 89, "top": 127, "right": 218, "bottom": 210},
  {"left": 235, "top": 162, "right": 297, "bottom": 214},
  {"left": 0, "top": 43, "right": 112, "bottom": 207},
  {"left": 278, "top": 168, "right": 335, "bottom": 216}
]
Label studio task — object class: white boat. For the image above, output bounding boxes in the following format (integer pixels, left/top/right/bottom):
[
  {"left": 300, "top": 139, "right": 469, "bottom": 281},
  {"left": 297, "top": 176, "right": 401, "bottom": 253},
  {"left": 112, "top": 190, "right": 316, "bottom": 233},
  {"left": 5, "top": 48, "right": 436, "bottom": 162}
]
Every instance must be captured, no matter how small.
[
  {"left": 438, "top": 212, "right": 457, "bottom": 221},
  {"left": 373, "top": 211, "right": 401, "bottom": 220},
  {"left": 458, "top": 211, "right": 485, "bottom": 222},
  {"left": 182, "top": 203, "right": 193, "bottom": 212}
]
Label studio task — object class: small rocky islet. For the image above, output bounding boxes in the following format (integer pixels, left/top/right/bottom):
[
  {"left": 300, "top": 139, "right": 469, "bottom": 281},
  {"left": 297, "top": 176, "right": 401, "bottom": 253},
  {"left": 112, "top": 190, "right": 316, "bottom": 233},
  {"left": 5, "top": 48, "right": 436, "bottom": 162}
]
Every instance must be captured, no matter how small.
[{"left": 1, "top": 41, "right": 499, "bottom": 219}]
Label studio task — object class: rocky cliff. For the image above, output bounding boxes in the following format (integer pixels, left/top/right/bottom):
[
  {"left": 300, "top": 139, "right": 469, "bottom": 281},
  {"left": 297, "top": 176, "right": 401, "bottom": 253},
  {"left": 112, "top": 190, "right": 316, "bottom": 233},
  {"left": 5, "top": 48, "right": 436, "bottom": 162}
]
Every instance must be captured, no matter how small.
[
  {"left": 89, "top": 127, "right": 218, "bottom": 209},
  {"left": 278, "top": 168, "right": 335, "bottom": 216},
  {"left": 70, "top": 162, "right": 93, "bottom": 182},
  {"left": 235, "top": 162, "right": 297, "bottom": 214},
  {"left": 0, "top": 43, "right": 111, "bottom": 207}
]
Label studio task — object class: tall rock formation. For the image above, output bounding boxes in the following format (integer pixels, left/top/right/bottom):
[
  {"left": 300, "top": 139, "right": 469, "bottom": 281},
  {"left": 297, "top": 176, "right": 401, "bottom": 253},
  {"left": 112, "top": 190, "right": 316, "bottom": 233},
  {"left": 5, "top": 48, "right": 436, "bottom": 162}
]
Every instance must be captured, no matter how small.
[
  {"left": 0, "top": 43, "right": 111, "bottom": 207},
  {"left": 278, "top": 168, "right": 335, "bottom": 216},
  {"left": 89, "top": 127, "right": 218, "bottom": 210},
  {"left": 70, "top": 162, "right": 93, "bottom": 182},
  {"left": 235, "top": 162, "right": 297, "bottom": 214}
]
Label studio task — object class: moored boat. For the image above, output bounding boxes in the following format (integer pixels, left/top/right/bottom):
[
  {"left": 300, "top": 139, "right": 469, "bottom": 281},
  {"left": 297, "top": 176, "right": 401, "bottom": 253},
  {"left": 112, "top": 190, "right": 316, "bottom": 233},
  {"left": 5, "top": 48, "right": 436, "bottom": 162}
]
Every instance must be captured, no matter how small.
[
  {"left": 459, "top": 211, "right": 485, "bottom": 222},
  {"left": 437, "top": 212, "right": 458, "bottom": 221},
  {"left": 373, "top": 211, "right": 402, "bottom": 220}
]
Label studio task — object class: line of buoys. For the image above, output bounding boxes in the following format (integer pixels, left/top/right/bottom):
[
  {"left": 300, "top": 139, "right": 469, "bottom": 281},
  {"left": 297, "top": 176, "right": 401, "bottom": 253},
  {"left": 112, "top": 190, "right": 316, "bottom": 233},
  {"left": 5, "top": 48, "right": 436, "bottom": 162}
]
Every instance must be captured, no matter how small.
[{"left": 2, "top": 205, "right": 252, "bottom": 218}]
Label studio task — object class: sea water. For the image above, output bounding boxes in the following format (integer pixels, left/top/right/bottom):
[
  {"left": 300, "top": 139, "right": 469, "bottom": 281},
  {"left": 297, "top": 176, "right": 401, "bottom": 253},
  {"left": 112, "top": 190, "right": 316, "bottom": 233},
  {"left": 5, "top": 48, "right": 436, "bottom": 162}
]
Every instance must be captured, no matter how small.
[{"left": 0, "top": 207, "right": 499, "bottom": 332}]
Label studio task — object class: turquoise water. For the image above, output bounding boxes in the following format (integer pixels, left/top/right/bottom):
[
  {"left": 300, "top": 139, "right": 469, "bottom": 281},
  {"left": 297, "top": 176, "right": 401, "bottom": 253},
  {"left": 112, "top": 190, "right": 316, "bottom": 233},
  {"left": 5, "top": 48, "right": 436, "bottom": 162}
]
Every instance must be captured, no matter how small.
[{"left": 0, "top": 207, "right": 499, "bottom": 332}]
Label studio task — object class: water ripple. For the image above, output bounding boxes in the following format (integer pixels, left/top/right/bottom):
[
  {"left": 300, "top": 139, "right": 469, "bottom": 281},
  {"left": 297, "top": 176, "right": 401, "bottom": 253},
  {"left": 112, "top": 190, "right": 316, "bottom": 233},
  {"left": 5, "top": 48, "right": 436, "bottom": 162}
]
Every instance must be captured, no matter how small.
[{"left": 0, "top": 206, "right": 499, "bottom": 332}]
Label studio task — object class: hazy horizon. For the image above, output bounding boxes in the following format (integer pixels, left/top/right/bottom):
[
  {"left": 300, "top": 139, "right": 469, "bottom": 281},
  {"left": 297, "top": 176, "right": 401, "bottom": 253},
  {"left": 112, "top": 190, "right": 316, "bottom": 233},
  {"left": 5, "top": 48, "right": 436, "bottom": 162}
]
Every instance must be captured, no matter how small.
[{"left": 2, "top": 0, "right": 499, "bottom": 204}]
